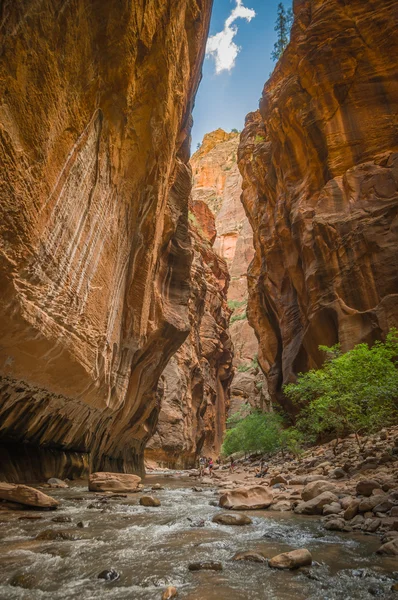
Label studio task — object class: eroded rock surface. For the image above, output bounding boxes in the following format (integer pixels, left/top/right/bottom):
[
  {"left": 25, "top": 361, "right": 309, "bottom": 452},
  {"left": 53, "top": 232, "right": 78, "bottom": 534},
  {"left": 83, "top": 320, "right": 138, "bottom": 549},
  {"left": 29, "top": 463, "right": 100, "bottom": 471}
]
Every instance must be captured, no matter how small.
[
  {"left": 0, "top": 0, "right": 213, "bottom": 480},
  {"left": 145, "top": 204, "right": 233, "bottom": 468},
  {"left": 238, "top": 0, "right": 398, "bottom": 407},
  {"left": 191, "top": 130, "right": 269, "bottom": 417}
]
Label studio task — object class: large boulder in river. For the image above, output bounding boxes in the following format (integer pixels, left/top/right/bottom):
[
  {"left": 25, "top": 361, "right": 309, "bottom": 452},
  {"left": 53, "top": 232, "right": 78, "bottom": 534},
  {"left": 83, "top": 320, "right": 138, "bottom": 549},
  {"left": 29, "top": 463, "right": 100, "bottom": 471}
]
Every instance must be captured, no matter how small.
[
  {"left": 269, "top": 549, "right": 312, "bottom": 570},
  {"left": 301, "top": 480, "right": 338, "bottom": 501},
  {"left": 89, "top": 472, "right": 141, "bottom": 493},
  {"left": 212, "top": 512, "right": 252, "bottom": 526},
  {"left": 219, "top": 486, "right": 273, "bottom": 510},
  {"left": 0, "top": 482, "right": 59, "bottom": 509},
  {"left": 140, "top": 495, "right": 161, "bottom": 507},
  {"left": 295, "top": 491, "right": 339, "bottom": 515}
]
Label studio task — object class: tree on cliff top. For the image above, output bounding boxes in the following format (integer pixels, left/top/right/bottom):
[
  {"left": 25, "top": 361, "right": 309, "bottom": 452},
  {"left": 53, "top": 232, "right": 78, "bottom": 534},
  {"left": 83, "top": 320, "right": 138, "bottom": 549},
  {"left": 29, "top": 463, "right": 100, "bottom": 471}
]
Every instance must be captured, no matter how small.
[
  {"left": 284, "top": 329, "right": 398, "bottom": 449},
  {"left": 271, "top": 2, "right": 293, "bottom": 62}
]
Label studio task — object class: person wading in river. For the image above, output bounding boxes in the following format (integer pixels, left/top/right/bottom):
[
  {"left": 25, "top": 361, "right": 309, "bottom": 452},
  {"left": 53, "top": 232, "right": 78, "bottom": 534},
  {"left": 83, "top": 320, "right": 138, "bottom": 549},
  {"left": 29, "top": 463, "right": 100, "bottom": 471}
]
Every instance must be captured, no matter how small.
[{"left": 208, "top": 457, "right": 214, "bottom": 478}]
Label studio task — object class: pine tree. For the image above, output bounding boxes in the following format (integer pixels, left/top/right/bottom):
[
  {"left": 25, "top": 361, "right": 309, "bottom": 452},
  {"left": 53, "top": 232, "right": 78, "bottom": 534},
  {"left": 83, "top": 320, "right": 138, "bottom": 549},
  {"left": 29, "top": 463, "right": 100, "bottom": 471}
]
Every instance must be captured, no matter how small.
[{"left": 271, "top": 3, "right": 292, "bottom": 62}]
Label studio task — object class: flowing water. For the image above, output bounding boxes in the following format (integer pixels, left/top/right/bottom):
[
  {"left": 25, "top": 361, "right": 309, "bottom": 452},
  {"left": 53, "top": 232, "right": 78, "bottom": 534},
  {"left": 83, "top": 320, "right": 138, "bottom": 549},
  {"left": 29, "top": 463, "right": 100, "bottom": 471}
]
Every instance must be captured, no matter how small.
[{"left": 0, "top": 473, "right": 397, "bottom": 600}]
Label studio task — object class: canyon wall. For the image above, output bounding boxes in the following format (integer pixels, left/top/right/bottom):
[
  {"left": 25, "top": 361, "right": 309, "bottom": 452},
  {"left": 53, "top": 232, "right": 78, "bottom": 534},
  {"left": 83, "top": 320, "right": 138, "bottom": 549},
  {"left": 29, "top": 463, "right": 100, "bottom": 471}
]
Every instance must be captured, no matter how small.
[
  {"left": 238, "top": 0, "right": 398, "bottom": 410},
  {"left": 0, "top": 0, "right": 213, "bottom": 481},
  {"left": 192, "top": 130, "right": 269, "bottom": 418},
  {"left": 145, "top": 203, "right": 233, "bottom": 468}
]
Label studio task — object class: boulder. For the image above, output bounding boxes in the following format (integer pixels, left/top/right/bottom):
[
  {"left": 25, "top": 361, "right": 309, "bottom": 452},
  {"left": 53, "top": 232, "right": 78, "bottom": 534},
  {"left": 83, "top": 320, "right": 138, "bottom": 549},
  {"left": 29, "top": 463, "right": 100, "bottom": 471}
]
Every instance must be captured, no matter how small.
[
  {"left": 269, "top": 475, "right": 288, "bottom": 486},
  {"left": 323, "top": 502, "right": 342, "bottom": 516},
  {"left": 0, "top": 482, "right": 59, "bottom": 509},
  {"left": 295, "top": 492, "right": 339, "bottom": 515},
  {"left": 358, "top": 495, "right": 387, "bottom": 512},
  {"left": 324, "top": 518, "right": 351, "bottom": 532},
  {"left": 98, "top": 569, "right": 120, "bottom": 581},
  {"left": 271, "top": 501, "right": 291, "bottom": 512},
  {"left": 343, "top": 500, "right": 359, "bottom": 521},
  {"left": 36, "top": 529, "right": 81, "bottom": 541},
  {"left": 301, "top": 480, "right": 338, "bottom": 501},
  {"left": 219, "top": 486, "right": 273, "bottom": 510},
  {"left": 139, "top": 496, "right": 161, "bottom": 507},
  {"left": 269, "top": 549, "right": 312, "bottom": 570},
  {"left": 162, "top": 586, "right": 178, "bottom": 599},
  {"left": 233, "top": 551, "right": 267, "bottom": 563},
  {"left": 376, "top": 539, "right": 398, "bottom": 556},
  {"left": 47, "top": 478, "right": 69, "bottom": 488},
  {"left": 188, "top": 562, "right": 222, "bottom": 571},
  {"left": 212, "top": 512, "right": 252, "bottom": 526},
  {"left": 89, "top": 472, "right": 141, "bottom": 493},
  {"left": 356, "top": 480, "right": 379, "bottom": 497}
]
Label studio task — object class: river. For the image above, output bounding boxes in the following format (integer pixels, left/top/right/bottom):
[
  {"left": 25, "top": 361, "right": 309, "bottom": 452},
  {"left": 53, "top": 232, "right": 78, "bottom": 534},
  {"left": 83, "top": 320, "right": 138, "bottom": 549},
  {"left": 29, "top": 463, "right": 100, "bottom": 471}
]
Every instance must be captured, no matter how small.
[{"left": 0, "top": 473, "right": 397, "bottom": 599}]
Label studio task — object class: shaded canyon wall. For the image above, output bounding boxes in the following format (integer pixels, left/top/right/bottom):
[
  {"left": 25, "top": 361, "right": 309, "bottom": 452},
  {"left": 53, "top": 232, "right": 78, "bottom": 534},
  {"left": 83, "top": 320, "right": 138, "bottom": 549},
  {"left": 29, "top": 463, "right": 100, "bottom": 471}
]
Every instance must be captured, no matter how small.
[
  {"left": 238, "top": 0, "right": 398, "bottom": 410},
  {"left": 0, "top": 0, "right": 213, "bottom": 481}
]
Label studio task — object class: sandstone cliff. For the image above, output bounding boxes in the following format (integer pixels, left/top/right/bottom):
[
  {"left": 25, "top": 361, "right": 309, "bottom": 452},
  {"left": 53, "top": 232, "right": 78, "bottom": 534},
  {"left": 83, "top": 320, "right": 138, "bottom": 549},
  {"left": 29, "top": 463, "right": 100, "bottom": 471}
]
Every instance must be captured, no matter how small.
[
  {"left": 238, "top": 0, "right": 398, "bottom": 410},
  {"left": 146, "top": 203, "right": 233, "bottom": 468},
  {"left": 0, "top": 0, "right": 213, "bottom": 481},
  {"left": 192, "top": 130, "right": 269, "bottom": 417}
]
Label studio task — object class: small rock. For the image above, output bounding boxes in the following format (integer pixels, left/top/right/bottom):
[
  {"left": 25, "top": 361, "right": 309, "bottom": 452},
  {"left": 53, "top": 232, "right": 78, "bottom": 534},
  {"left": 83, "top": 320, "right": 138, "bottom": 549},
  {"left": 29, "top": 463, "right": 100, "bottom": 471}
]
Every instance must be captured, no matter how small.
[
  {"left": 323, "top": 502, "right": 342, "bottom": 516},
  {"left": 377, "top": 539, "right": 398, "bottom": 556},
  {"left": 152, "top": 483, "right": 164, "bottom": 491},
  {"left": 333, "top": 468, "right": 346, "bottom": 479},
  {"left": 36, "top": 529, "right": 80, "bottom": 541},
  {"left": 295, "top": 492, "right": 339, "bottom": 515},
  {"left": 188, "top": 562, "right": 222, "bottom": 572},
  {"left": 232, "top": 551, "right": 267, "bottom": 563},
  {"left": 47, "top": 478, "right": 68, "bottom": 488},
  {"left": 10, "top": 574, "right": 38, "bottom": 589},
  {"left": 192, "top": 487, "right": 203, "bottom": 492},
  {"left": 269, "top": 549, "right": 312, "bottom": 570},
  {"left": 98, "top": 568, "right": 120, "bottom": 581},
  {"left": 269, "top": 475, "right": 288, "bottom": 486},
  {"left": 162, "top": 586, "right": 178, "bottom": 599},
  {"left": 356, "top": 480, "right": 379, "bottom": 497},
  {"left": 391, "top": 582, "right": 398, "bottom": 592},
  {"left": 77, "top": 521, "right": 90, "bottom": 528},
  {"left": 51, "top": 515, "right": 72, "bottom": 523},
  {"left": 212, "top": 512, "right": 252, "bottom": 526},
  {"left": 324, "top": 518, "right": 351, "bottom": 532},
  {"left": 301, "top": 481, "right": 338, "bottom": 501},
  {"left": 140, "top": 496, "right": 161, "bottom": 507}
]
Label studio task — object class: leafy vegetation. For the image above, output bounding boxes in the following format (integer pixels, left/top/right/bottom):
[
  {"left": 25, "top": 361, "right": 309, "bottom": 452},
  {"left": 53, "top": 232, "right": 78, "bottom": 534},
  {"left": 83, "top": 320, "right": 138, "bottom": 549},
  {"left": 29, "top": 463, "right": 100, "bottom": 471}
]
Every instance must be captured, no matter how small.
[
  {"left": 222, "top": 408, "right": 302, "bottom": 457},
  {"left": 227, "top": 299, "right": 247, "bottom": 310},
  {"left": 222, "top": 330, "right": 398, "bottom": 458},
  {"left": 230, "top": 312, "right": 247, "bottom": 324},
  {"left": 254, "top": 134, "right": 266, "bottom": 143},
  {"left": 284, "top": 329, "right": 398, "bottom": 449},
  {"left": 271, "top": 2, "right": 293, "bottom": 62},
  {"left": 236, "top": 355, "right": 259, "bottom": 373}
]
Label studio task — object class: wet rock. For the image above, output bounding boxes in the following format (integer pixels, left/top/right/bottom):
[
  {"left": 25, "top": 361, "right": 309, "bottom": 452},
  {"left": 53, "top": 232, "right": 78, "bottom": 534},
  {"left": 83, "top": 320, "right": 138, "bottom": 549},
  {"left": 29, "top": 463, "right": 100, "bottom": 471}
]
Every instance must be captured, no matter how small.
[
  {"left": 232, "top": 551, "right": 267, "bottom": 563},
  {"left": 10, "top": 573, "right": 38, "bottom": 589},
  {"left": 98, "top": 569, "right": 120, "bottom": 581},
  {"left": 363, "top": 518, "right": 381, "bottom": 533},
  {"left": 47, "top": 478, "right": 68, "bottom": 488},
  {"left": 188, "top": 562, "right": 222, "bottom": 571},
  {"left": 35, "top": 529, "right": 81, "bottom": 541},
  {"left": 358, "top": 496, "right": 387, "bottom": 512},
  {"left": 324, "top": 518, "right": 352, "bottom": 532},
  {"left": 77, "top": 521, "right": 90, "bottom": 528},
  {"left": 333, "top": 468, "right": 346, "bottom": 479},
  {"left": 377, "top": 539, "right": 398, "bottom": 556},
  {"left": 51, "top": 515, "right": 72, "bottom": 523},
  {"left": 162, "top": 586, "right": 178, "bottom": 599},
  {"left": 271, "top": 501, "right": 291, "bottom": 512},
  {"left": 356, "top": 480, "right": 379, "bottom": 497},
  {"left": 89, "top": 472, "right": 141, "bottom": 493},
  {"left": 323, "top": 503, "right": 342, "bottom": 516},
  {"left": 391, "top": 583, "right": 398, "bottom": 592},
  {"left": 18, "top": 515, "right": 43, "bottom": 520},
  {"left": 152, "top": 484, "right": 164, "bottom": 491},
  {"left": 372, "top": 500, "right": 394, "bottom": 513},
  {"left": 343, "top": 500, "right": 360, "bottom": 520},
  {"left": 0, "top": 483, "right": 59, "bottom": 509},
  {"left": 219, "top": 486, "right": 273, "bottom": 510},
  {"left": 295, "top": 492, "right": 339, "bottom": 516},
  {"left": 269, "top": 549, "right": 312, "bottom": 570},
  {"left": 192, "top": 487, "right": 203, "bottom": 492},
  {"left": 212, "top": 512, "right": 252, "bottom": 526},
  {"left": 189, "top": 518, "right": 205, "bottom": 528},
  {"left": 140, "top": 496, "right": 161, "bottom": 507},
  {"left": 301, "top": 480, "right": 338, "bottom": 501}
]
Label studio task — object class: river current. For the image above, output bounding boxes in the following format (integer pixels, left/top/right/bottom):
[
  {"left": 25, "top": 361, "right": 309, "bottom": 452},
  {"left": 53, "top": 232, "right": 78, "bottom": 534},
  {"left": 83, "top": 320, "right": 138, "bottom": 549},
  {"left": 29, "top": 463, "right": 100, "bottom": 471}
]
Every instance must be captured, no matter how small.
[{"left": 0, "top": 473, "right": 397, "bottom": 599}]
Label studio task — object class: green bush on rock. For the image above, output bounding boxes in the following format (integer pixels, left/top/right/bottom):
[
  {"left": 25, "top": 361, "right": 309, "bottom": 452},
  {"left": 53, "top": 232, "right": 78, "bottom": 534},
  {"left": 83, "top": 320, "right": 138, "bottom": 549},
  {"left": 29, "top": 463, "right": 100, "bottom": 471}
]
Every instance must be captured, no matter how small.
[{"left": 284, "top": 329, "right": 398, "bottom": 449}]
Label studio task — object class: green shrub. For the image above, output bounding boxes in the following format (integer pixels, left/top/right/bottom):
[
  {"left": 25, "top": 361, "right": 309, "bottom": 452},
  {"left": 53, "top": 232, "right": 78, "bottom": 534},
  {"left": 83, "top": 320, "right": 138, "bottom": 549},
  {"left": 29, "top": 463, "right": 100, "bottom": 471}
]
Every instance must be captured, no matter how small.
[
  {"left": 284, "top": 329, "right": 398, "bottom": 448},
  {"left": 227, "top": 299, "right": 247, "bottom": 310},
  {"left": 222, "top": 410, "right": 303, "bottom": 457},
  {"left": 237, "top": 362, "right": 250, "bottom": 372},
  {"left": 255, "top": 134, "right": 266, "bottom": 143},
  {"left": 230, "top": 312, "right": 247, "bottom": 324}
]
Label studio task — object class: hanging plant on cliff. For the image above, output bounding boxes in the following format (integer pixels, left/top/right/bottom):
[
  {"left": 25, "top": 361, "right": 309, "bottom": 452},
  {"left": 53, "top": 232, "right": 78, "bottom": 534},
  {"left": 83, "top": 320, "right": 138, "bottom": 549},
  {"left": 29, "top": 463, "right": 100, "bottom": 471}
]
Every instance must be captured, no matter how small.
[
  {"left": 284, "top": 329, "right": 398, "bottom": 450},
  {"left": 271, "top": 2, "right": 293, "bottom": 61}
]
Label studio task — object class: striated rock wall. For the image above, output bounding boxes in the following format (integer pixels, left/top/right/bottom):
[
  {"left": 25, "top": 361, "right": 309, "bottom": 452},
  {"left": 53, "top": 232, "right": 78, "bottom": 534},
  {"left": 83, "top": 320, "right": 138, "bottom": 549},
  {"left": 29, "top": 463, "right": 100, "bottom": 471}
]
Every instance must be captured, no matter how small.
[
  {"left": 145, "top": 202, "right": 233, "bottom": 468},
  {"left": 0, "top": 0, "right": 213, "bottom": 481},
  {"left": 238, "top": 0, "right": 398, "bottom": 410},
  {"left": 192, "top": 130, "right": 269, "bottom": 417}
]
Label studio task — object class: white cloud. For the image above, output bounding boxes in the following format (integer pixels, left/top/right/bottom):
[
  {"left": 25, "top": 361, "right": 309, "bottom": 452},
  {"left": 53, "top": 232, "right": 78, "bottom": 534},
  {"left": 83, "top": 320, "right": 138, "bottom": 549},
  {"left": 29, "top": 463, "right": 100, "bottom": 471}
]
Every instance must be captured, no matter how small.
[{"left": 206, "top": 0, "right": 256, "bottom": 74}]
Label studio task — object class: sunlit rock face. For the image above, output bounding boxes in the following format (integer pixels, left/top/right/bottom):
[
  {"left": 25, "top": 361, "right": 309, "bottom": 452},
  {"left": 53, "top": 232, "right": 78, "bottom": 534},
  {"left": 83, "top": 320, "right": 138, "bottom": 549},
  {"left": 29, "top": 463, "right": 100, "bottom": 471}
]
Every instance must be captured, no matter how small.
[
  {"left": 0, "top": 0, "right": 213, "bottom": 481},
  {"left": 192, "top": 130, "right": 269, "bottom": 418},
  {"left": 145, "top": 204, "right": 234, "bottom": 468},
  {"left": 238, "top": 0, "right": 398, "bottom": 410}
]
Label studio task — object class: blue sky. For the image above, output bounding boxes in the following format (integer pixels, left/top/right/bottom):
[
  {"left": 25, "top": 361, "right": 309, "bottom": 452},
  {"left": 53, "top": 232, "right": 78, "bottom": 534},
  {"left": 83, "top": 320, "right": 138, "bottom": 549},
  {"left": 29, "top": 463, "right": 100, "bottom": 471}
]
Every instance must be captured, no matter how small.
[{"left": 191, "top": 0, "right": 291, "bottom": 150}]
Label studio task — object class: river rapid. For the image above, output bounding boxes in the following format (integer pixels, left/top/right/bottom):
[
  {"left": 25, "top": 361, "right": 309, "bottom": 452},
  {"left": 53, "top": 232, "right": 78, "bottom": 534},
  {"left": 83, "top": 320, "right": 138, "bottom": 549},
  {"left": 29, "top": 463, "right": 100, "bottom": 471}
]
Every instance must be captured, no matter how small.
[{"left": 0, "top": 473, "right": 397, "bottom": 600}]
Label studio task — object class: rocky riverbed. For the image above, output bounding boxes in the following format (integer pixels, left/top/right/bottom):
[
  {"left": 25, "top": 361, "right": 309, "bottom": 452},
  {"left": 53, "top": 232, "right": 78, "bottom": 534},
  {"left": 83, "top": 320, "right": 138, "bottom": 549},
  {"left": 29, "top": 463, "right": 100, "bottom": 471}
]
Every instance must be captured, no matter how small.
[{"left": 0, "top": 467, "right": 398, "bottom": 599}]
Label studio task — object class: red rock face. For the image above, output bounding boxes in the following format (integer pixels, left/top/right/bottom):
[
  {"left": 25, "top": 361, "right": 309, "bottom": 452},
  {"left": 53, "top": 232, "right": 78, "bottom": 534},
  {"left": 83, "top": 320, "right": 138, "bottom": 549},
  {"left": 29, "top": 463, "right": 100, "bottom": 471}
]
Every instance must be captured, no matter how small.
[
  {"left": 192, "top": 130, "right": 269, "bottom": 417},
  {"left": 238, "top": 0, "right": 398, "bottom": 409},
  {"left": 145, "top": 204, "right": 234, "bottom": 468},
  {"left": 0, "top": 0, "right": 213, "bottom": 481}
]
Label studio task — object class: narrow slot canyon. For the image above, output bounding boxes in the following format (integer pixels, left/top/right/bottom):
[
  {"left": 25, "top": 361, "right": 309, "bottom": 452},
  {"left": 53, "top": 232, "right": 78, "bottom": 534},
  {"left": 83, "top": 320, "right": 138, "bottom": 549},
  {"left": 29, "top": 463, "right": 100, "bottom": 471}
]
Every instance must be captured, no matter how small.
[{"left": 0, "top": 0, "right": 398, "bottom": 598}]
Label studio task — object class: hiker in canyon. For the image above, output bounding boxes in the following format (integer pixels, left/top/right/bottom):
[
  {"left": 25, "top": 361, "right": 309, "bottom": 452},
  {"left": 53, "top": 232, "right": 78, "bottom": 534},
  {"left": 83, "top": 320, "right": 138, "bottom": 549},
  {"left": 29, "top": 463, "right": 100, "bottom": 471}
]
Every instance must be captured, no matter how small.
[{"left": 0, "top": 0, "right": 397, "bottom": 599}]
